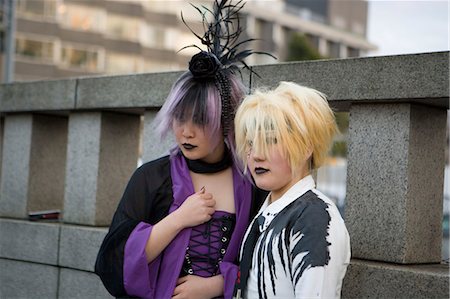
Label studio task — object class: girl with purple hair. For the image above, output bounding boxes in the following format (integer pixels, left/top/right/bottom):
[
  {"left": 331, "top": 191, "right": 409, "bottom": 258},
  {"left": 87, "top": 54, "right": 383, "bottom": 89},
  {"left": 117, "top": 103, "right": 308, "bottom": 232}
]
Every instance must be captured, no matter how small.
[{"left": 94, "top": 1, "right": 271, "bottom": 298}]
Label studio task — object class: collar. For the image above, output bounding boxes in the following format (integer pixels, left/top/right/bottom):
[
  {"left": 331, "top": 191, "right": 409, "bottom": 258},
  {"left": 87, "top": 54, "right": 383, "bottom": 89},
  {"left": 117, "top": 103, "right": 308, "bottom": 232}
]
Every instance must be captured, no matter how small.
[
  {"left": 257, "top": 175, "right": 316, "bottom": 231},
  {"left": 184, "top": 148, "right": 232, "bottom": 174}
]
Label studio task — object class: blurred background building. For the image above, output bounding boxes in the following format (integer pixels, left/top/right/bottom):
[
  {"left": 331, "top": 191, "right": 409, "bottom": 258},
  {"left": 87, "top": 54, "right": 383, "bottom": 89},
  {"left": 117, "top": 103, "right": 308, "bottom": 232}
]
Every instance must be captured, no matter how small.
[
  {"left": 1, "top": 0, "right": 447, "bottom": 260},
  {"left": 0, "top": 0, "right": 375, "bottom": 82}
]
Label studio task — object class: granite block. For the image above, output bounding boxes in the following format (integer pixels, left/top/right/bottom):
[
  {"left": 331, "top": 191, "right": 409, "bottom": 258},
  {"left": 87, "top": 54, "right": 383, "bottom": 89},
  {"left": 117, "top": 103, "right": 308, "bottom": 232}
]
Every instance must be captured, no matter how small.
[
  {"left": 142, "top": 110, "right": 174, "bottom": 163},
  {"left": 96, "top": 112, "right": 140, "bottom": 225},
  {"left": 0, "top": 53, "right": 447, "bottom": 113},
  {"left": 0, "top": 219, "right": 60, "bottom": 265},
  {"left": 342, "top": 259, "right": 449, "bottom": 298},
  {"left": 63, "top": 112, "right": 101, "bottom": 225},
  {"left": 0, "top": 78, "right": 76, "bottom": 112},
  {"left": 0, "top": 259, "right": 58, "bottom": 299},
  {"left": 76, "top": 71, "right": 183, "bottom": 110},
  {"left": 64, "top": 112, "right": 140, "bottom": 226},
  {"left": 0, "top": 118, "right": 3, "bottom": 184},
  {"left": 0, "top": 115, "right": 32, "bottom": 218},
  {"left": 28, "top": 114, "right": 68, "bottom": 213},
  {"left": 250, "top": 51, "right": 449, "bottom": 110},
  {"left": 59, "top": 268, "right": 113, "bottom": 299},
  {"left": 0, "top": 114, "right": 68, "bottom": 218},
  {"left": 59, "top": 223, "right": 108, "bottom": 271},
  {"left": 346, "top": 103, "right": 446, "bottom": 263},
  {"left": 405, "top": 105, "right": 447, "bottom": 261}
]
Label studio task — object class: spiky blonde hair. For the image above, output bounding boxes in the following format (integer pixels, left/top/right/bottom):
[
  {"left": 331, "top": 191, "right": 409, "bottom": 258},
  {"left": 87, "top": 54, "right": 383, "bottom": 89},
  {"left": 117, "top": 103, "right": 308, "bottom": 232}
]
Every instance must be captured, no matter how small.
[{"left": 235, "top": 81, "right": 337, "bottom": 175}]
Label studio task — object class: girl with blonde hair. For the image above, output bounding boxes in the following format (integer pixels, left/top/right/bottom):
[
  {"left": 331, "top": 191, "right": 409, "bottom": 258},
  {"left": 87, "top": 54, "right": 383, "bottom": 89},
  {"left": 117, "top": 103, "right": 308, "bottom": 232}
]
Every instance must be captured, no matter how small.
[{"left": 234, "top": 82, "right": 350, "bottom": 299}]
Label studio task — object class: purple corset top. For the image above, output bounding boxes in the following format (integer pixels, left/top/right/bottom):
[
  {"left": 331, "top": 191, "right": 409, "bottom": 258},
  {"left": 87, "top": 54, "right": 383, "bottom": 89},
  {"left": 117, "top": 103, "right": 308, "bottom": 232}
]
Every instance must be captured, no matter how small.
[{"left": 181, "top": 210, "right": 236, "bottom": 277}]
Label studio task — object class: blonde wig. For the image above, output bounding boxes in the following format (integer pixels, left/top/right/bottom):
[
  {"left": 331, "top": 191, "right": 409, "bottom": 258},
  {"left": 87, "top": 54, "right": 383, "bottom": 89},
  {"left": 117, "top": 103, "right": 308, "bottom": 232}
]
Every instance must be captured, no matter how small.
[{"left": 235, "top": 81, "right": 338, "bottom": 175}]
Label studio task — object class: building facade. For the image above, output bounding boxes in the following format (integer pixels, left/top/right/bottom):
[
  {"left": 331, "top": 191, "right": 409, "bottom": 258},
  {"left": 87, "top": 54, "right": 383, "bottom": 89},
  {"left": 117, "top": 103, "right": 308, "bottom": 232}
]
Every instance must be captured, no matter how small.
[{"left": 1, "top": 0, "right": 376, "bottom": 82}]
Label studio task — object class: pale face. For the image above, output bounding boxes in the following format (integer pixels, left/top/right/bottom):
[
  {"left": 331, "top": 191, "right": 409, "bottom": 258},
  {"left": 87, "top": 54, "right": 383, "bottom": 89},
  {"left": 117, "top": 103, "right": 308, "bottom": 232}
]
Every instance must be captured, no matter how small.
[
  {"left": 173, "top": 119, "right": 224, "bottom": 163},
  {"left": 248, "top": 144, "right": 308, "bottom": 202}
]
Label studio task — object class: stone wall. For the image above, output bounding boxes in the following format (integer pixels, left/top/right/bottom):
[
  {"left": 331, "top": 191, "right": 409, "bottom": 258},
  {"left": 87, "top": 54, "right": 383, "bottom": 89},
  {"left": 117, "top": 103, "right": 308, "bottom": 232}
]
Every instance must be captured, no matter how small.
[{"left": 0, "top": 52, "right": 448, "bottom": 298}]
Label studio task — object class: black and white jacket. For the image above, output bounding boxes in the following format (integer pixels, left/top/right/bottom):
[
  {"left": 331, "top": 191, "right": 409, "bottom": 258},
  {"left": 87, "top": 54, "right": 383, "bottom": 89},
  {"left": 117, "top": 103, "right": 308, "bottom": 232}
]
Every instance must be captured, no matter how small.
[{"left": 240, "top": 175, "right": 350, "bottom": 299}]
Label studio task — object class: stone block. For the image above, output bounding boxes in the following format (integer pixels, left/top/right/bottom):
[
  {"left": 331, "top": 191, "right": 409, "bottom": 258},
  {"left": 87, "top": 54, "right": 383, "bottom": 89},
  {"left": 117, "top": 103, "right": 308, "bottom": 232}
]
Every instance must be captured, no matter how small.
[
  {"left": 142, "top": 110, "right": 174, "bottom": 163},
  {"left": 0, "top": 219, "right": 60, "bottom": 265},
  {"left": 96, "top": 112, "right": 140, "bottom": 225},
  {"left": 64, "top": 112, "right": 140, "bottom": 226},
  {"left": 0, "top": 114, "right": 68, "bottom": 218},
  {"left": 59, "top": 268, "right": 113, "bottom": 299},
  {"left": 250, "top": 51, "right": 449, "bottom": 110},
  {"left": 0, "top": 78, "right": 76, "bottom": 112},
  {"left": 76, "top": 71, "right": 183, "bottom": 110},
  {"left": 0, "top": 258, "right": 59, "bottom": 298},
  {"left": 63, "top": 112, "right": 101, "bottom": 225},
  {"left": 59, "top": 224, "right": 108, "bottom": 272},
  {"left": 342, "top": 259, "right": 449, "bottom": 298},
  {"left": 0, "top": 114, "right": 32, "bottom": 218},
  {"left": 0, "top": 53, "right": 447, "bottom": 113},
  {"left": 346, "top": 103, "right": 446, "bottom": 263},
  {"left": 0, "top": 117, "right": 3, "bottom": 183},
  {"left": 28, "top": 114, "right": 68, "bottom": 213}
]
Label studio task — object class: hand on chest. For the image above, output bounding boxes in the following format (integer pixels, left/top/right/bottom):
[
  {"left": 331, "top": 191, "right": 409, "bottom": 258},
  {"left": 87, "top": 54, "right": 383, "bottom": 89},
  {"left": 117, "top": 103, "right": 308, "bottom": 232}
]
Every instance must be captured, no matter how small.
[{"left": 190, "top": 168, "right": 235, "bottom": 213}]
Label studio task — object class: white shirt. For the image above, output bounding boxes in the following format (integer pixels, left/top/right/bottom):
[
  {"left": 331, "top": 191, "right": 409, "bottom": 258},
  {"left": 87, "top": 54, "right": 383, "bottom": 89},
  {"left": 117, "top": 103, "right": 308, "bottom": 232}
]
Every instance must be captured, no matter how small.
[{"left": 241, "top": 175, "right": 350, "bottom": 299}]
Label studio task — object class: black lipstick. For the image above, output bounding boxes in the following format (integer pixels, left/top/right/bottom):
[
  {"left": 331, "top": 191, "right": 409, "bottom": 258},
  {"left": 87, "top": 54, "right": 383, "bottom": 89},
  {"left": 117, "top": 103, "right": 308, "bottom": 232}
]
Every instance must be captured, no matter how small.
[
  {"left": 254, "top": 167, "right": 269, "bottom": 175},
  {"left": 182, "top": 143, "right": 197, "bottom": 150}
]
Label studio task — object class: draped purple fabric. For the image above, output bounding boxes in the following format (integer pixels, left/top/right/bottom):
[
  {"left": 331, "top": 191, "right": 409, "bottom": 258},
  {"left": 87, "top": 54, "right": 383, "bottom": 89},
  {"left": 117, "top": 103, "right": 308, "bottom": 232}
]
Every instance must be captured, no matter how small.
[{"left": 123, "top": 152, "right": 251, "bottom": 299}]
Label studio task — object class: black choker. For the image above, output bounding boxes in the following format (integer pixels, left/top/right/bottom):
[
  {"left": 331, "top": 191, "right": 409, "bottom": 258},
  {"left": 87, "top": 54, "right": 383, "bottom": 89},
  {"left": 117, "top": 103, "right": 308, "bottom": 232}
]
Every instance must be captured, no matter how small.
[{"left": 185, "top": 151, "right": 232, "bottom": 174}]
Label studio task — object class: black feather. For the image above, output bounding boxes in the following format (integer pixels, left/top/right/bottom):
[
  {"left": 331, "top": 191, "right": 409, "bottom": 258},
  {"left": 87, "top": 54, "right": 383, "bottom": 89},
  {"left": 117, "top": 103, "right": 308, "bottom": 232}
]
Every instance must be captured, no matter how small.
[{"left": 181, "top": 0, "right": 276, "bottom": 75}]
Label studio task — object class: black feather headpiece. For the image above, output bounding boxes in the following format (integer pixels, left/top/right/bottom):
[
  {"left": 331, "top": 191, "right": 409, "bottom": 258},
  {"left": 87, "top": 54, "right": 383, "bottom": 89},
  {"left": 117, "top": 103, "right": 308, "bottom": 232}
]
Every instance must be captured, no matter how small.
[{"left": 181, "top": 0, "right": 275, "bottom": 136}]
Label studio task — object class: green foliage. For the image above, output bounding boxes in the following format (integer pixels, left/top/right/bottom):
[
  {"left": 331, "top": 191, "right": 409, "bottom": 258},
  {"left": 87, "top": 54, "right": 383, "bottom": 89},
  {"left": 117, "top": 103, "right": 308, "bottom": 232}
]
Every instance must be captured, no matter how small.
[
  {"left": 331, "top": 140, "right": 347, "bottom": 157},
  {"left": 335, "top": 112, "right": 349, "bottom": 134},
  {"left": 286, "top": 33, "right": 322, "bottom": 61},
  {"left": 332, "top": 112, "right": 349, "bottom": 157}
]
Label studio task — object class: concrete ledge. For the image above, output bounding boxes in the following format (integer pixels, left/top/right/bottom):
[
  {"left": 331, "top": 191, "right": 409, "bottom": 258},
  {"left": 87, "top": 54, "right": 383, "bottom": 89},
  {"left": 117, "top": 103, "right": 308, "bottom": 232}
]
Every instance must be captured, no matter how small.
[
  {"left": 59, "top": 225, "right": 108, "bottom": 272},
  {"left": 59, "top": 268, "right": 113, "bottom": 299},
  {"left": 342, "top": 259, "right": 449, "bottom": 298},
  {"left": 0, "top": 258, "right": 58, "bottom": 298},
  {"left": 0, "top": 52, "right": 448, "bottom": 112},
  {"left": 76, "top": 71, "right": 183, "bottom": 110},
  {"left": 251, "top": 51, "right": 449, "bottom": 110},
  {"left": 0, "top": 219, "right": 60, "bottom": 265},
  {"left": 0, "top": 79, "right": 76, "bottom": 112}
]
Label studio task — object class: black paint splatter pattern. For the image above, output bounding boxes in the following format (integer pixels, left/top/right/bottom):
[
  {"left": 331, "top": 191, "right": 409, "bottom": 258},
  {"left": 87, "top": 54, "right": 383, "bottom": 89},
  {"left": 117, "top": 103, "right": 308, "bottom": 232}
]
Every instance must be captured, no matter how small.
[{"left": 254, "top": 190, "right": 331, "bottom": 299}]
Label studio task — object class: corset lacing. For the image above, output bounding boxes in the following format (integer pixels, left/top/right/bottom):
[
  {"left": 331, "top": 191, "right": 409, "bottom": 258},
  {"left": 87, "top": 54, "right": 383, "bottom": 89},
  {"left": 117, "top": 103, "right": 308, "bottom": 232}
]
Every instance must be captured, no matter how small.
[{"left": 181, "top": 214, "right": 236, "bottom": 277}]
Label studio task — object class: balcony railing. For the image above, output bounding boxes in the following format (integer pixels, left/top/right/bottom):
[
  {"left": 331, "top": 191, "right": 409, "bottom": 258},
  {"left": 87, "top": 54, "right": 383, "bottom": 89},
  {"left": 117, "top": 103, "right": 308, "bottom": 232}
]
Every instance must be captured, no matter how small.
[{"left": 0, "top": 51, "right": 448, "bottom": 298}]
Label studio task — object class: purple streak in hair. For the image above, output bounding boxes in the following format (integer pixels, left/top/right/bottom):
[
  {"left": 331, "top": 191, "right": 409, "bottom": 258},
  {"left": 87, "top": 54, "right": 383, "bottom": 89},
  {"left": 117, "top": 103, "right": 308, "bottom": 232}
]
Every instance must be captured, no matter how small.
[{"left": 153, "top": 71, "right": 247, "bottom": 175}]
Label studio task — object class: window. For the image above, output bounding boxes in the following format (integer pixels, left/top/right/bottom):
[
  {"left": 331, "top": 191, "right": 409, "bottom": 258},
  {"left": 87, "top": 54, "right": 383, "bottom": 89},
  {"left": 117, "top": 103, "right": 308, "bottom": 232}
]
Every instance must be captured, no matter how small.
[
  {"left": 105, "top": 52, "right": 140, "bottom": 74},
  {"left": 142, "top": 1, "right": 190, "bottom": 16},
  {"left": 16, "top": 37, "right": 54, "bottom": 62},
  {"left": 141, "top": 24, "right": 167, "bottom": 49},
  {"left": 106, "top": 14, "right": 140, "bottom": 41},
  {"left": 61, "top": 45, "right": 99, "bottom": 71},
  {"left": 327, "top": 40, "right": 340, "bottom": 58},
  {"left": 58, "top": 3, "right": 104, "bottom": 32},
  {"left": 17, "top": 0, "right": 56, "bottom": 19},
  {"left": 347, "top": 47, "right": 360, "bottom": 58}
]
